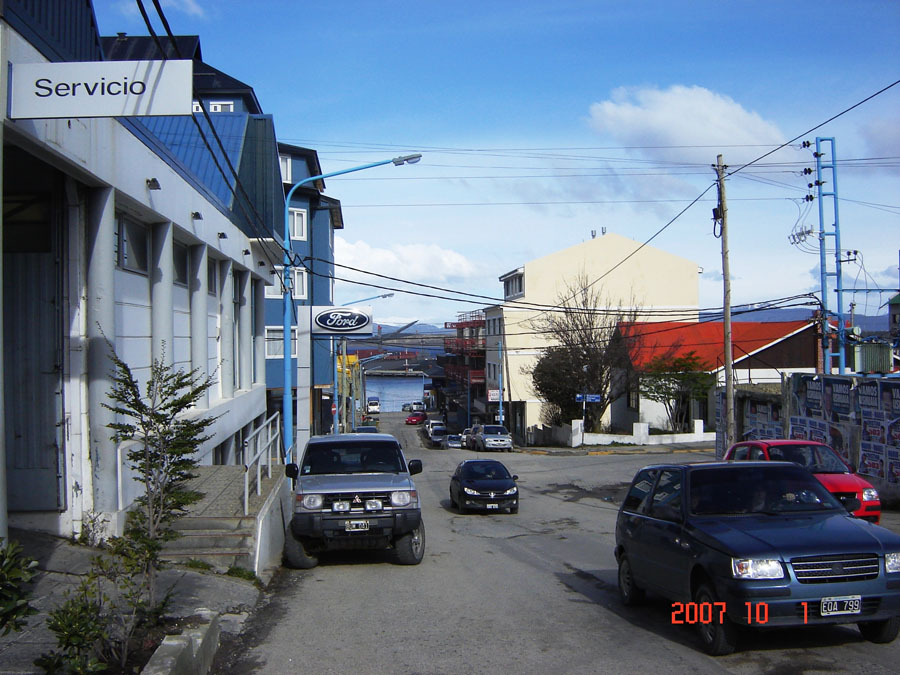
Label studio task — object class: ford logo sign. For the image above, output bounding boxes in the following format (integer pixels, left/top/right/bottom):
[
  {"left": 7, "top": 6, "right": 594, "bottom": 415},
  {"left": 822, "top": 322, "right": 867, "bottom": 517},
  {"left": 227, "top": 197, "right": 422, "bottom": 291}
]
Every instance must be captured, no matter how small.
[{"left": 314, "top": 308, "right": 371, "bottom": 332}]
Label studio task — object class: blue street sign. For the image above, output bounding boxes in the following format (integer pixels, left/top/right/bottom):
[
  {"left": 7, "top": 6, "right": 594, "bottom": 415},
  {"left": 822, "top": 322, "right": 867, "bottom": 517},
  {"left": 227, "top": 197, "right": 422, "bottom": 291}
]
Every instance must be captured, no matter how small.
[
  {"left": 575, "top": 394, "right": 583, "bottom": 402},
  {"left": 576, "top": 394, "right": 602, "bottom": 403}
]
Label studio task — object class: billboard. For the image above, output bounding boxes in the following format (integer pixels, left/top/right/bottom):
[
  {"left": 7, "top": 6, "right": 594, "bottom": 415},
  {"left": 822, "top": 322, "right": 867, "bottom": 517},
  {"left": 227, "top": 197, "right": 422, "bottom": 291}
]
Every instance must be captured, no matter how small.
[{"left": 10, "top": 60, "right": 193, "bottom": 119}]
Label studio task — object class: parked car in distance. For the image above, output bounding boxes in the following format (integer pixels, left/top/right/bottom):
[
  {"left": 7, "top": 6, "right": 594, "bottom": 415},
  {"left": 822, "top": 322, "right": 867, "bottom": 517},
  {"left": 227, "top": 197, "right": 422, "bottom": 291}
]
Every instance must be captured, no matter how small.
[
  {"left": 366, "top": 397, "right": 380, "bottom": 414},
  {"left": 443, "top": 434, "right": 462, "bottom": 449},
  {"left": 724, "top": 440, "right": 880, "bottom": 524},
  {"left": 460, "top": 428, "right": 472, "bottom": 448},
  {"left": 615, "top": 461, "right": 900, "bottom": 656},
  {"left": 470, "top": 424, "right": 513, "bottom": 452},
  {"left": 405, "top": 411, "right": 427, "bottom": 425},
  {"left": 401, "top": 403, "right": 413, "bottom": 412},
  {"left": 428, "top": 424, "right": 447, "bottom": 448},
  {"left": 410, "top": 401, "right": 425, "bottom": 412},
  {"left": 450, "top": 459, "right": 519, "bottom": 514},
  {"left": 283, "top": 433, "right": 424, "bottom": 568},
  {"left": 353, "top": 425, "right": 378, "bottom": 433}
]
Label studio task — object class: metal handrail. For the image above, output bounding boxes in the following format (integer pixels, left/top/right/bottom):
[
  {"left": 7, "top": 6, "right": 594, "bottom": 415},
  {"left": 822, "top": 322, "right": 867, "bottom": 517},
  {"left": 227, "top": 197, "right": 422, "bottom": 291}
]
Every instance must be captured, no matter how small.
[{"left": 242, "top": 412, "right": 281, "bottom": 516}]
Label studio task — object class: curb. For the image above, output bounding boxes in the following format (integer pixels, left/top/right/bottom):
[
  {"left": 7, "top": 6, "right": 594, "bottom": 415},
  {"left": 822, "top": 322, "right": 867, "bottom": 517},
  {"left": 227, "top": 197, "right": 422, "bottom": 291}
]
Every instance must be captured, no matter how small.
[{"left": 142, "top": 609, "right": 220, "bottom": 675}]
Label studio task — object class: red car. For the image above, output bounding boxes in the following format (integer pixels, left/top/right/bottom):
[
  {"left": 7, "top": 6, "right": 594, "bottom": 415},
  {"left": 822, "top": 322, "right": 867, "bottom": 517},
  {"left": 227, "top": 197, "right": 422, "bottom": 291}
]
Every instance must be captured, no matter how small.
[
  {"left": 405, "top": 411, "right": 427, "bottom": 425},
  {"left": 724, "top": 440, "right": 880, "bottom": 523}
]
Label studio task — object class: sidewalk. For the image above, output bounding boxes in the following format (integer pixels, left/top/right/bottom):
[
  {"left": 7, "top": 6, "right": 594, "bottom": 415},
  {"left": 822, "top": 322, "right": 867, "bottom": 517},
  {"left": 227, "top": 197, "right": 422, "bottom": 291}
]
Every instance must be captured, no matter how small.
[
  {"left": 519, "top": 440, "right": 717, "bottom": 456},
  {"left": 0, "top": 528, "right": 260, "bottom": 675}
]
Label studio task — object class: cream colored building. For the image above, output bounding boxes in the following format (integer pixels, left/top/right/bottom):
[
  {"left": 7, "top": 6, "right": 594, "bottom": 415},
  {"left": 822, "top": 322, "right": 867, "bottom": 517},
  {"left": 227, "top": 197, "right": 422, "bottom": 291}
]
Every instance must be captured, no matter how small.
[{"left": 482, "top": 232, "right": 700, "bottom": 440}]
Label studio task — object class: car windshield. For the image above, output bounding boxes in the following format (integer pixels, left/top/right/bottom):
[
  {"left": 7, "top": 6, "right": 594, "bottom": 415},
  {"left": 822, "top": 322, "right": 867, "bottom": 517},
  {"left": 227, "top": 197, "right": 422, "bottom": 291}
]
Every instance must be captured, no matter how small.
[
  {"left": 462, "top": 462, "right": 511, "bottom": 480},
  {"left": 690, "top": 465, "right": 842, "bottom": 515},
  {"left": 301, "top": 441, "right": 405, "bottom": 475},
  {"left": 766, "top": 444, "right": 848, "bottom": 473},
  {"left": 483, "top": 426, "right": 509, "bottom": 435}
]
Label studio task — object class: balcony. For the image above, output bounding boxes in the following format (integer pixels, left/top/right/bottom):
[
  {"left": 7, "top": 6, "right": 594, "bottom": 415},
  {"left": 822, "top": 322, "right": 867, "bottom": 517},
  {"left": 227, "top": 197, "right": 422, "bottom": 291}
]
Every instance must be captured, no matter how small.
[
  {"left": 444, "top": 337, "right": 486, "bottom": 354},
  {"left": 445, "top": 310, "right": 485, "bottom": 330},
  {"left": 444, "top": 364, "right": 485, "bottom": 385}
]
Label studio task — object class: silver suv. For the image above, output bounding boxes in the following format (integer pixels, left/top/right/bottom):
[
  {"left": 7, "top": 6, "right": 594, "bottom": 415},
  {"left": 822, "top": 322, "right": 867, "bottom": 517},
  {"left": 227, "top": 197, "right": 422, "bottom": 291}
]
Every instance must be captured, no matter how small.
[
  {"left": 470, "top": 424, "right": 514, "bottom": 452},
  {"left": 283, "top": 433, "right": 425, "bottom": 568}
]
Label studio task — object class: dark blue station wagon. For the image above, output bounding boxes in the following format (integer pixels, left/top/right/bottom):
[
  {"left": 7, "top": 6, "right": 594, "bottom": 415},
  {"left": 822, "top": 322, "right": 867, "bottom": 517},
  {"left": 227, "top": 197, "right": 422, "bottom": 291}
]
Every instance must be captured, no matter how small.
[{"left": 615, "top": 461, "right": 900, "bottom": 655}]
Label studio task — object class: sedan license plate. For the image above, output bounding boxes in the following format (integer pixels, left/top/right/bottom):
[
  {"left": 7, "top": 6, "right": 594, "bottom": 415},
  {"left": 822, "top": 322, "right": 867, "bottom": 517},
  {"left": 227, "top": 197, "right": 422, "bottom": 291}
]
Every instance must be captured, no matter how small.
[
  {"left": 345, "top": 520, "right": 369, "bottom": 532},
  {"left": 821, "top": 595, "right": 861, "bottom": 616},
  {"left": 486, "top": 503, "right": 499, "bottom": 510}
]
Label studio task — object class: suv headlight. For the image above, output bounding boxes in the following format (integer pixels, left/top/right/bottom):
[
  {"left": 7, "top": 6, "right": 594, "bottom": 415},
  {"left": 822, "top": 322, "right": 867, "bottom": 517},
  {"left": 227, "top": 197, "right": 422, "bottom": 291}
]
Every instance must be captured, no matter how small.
[
  {"left": 301, "top": 494, "right": 323, "bottom": 510},
  {"left": 732, "top": 558, "right": 784, "bottom": 579},
  {"left": 391, "top": 491, "right": 412, "bottom": 507},
  {"left": 886, "top": 553, "right": 900, "bottom": 574},
  {"left": 862, "top": 488, "right": 879, "bottom": 502}
]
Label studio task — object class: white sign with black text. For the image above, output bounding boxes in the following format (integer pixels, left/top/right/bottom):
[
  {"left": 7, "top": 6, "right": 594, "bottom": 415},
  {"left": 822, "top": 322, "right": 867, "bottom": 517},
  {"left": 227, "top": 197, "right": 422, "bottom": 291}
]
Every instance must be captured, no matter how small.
[{"left": 10, "top": 60, "right": 193, "bottom": 119}]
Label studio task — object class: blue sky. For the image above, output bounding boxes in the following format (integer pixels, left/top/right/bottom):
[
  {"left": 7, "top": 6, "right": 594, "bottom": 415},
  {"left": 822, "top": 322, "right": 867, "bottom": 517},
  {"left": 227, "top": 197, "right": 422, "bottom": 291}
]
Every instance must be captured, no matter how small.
[{"left": 94, "top": 1, "right": 900, "bottom": 326}]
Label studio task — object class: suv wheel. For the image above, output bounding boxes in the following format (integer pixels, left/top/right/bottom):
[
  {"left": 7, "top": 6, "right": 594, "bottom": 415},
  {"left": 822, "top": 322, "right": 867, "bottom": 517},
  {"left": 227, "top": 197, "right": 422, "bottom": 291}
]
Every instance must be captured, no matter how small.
[
  {"left": 395, "top": 521, "right": 426, "bottom": 565},
  {"left": 283, "top": 528, "right": 319, "bottom": 569}
]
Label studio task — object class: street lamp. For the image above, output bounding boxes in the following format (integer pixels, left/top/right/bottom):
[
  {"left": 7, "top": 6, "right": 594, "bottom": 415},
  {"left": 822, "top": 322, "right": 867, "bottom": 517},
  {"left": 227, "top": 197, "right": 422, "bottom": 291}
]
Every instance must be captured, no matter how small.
[
  {"left": 282, "top": 156, "right": 420, "bottom": 462},
  {"left": 334, "top": 292, "right": 395, "bottom": 434}
]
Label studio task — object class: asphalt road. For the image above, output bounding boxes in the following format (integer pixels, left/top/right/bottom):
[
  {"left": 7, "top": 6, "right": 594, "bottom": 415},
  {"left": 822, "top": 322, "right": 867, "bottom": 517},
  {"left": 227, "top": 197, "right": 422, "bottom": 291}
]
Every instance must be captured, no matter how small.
[{"left": 211, "top": 413, "right": 900, "bottom": 674}]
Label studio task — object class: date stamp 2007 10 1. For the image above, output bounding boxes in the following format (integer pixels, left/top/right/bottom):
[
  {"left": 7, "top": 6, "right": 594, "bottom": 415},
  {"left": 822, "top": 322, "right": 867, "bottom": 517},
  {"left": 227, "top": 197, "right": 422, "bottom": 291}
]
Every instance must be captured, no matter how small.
[{"left": 671, "top": 601, "right": 789, "bottom": 625}]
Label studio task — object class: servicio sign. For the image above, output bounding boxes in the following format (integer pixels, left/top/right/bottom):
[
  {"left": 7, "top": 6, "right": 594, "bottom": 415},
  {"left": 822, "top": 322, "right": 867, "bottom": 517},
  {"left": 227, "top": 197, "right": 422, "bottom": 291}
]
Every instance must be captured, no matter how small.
[
  {"left": 310, "top": 306, "right": 374, "bottom": 336},
  {"left": 10, "top": 60, "right": 193, "bottom": 119}
]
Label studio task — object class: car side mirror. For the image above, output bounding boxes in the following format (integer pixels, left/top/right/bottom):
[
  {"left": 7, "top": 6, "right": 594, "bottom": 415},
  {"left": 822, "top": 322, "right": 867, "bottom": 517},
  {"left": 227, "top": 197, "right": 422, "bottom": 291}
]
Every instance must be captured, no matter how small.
[
  {"left": 841, "top": 496, "right": 861, "bottom": 513},
  {"left": 285, "top": 463, "right": 299, "bottom": 479},
  {"left": 408, "top": 459, "right": 423, "bottom": 475},
  {"left": 512, "top": 475, "right": 519, "bottom": 481}
]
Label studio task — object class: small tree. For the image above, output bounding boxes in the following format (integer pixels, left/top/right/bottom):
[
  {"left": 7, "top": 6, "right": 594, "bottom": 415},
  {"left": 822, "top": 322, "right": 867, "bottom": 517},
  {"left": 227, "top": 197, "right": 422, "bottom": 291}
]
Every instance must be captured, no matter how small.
[
  {"left": 103, "top": 344, "right": 216, "bottom": 608},
  {"left": 639, "top": 351, "right": 715, "bottom": 432},
  {"left": 527, "top": 274, "right": 640, "bottom": 431}
]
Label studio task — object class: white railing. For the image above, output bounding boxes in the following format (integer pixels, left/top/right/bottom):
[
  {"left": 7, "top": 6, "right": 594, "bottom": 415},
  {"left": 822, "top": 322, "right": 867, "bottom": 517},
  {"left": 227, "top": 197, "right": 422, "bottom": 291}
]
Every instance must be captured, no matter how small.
[{"left": 242, "top": 412, "right": 281, "bottom": 515}]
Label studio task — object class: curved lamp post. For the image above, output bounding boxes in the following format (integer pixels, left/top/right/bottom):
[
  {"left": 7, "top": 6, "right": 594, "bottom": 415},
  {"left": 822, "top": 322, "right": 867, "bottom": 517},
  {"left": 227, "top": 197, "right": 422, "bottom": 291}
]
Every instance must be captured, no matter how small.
[{"left": 282, "top": 156, "right": 420, "bottom": 461}]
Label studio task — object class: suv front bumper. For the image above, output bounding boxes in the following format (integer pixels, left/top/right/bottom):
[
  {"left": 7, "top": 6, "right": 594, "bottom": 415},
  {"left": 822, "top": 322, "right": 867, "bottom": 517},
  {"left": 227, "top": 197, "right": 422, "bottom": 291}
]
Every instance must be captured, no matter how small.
[{"left": 291, "top": 509, "right": 422, "bottom": 544}]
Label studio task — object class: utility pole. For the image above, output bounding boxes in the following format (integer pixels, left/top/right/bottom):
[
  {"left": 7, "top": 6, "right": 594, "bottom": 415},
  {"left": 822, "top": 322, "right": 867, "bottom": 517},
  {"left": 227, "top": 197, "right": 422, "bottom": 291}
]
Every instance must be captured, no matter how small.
[{"left": 714, "top": 155, "right": 735, "bottom": 449}]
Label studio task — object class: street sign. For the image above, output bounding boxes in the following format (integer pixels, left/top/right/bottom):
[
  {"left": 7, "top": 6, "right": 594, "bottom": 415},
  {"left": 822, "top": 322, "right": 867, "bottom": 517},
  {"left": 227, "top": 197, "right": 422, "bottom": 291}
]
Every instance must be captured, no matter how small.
[
  {"left": 576, "top": 394, "right": 602, "bottom": 403},
  {"left": 331, "top": 403, "right": 337, "bottom": 415}
]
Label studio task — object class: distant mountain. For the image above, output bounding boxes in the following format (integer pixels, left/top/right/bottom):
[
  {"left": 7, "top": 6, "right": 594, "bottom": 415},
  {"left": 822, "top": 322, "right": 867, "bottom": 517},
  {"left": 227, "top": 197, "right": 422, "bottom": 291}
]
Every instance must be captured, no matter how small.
[{"left": 701, "top": 307, "right": 891, "bottom": 332}]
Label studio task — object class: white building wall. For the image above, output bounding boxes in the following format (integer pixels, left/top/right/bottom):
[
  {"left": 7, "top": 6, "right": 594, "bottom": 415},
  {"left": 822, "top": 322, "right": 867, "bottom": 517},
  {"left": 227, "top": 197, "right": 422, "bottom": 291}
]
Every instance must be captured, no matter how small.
[{"left": 1, "top": 23, "right": 271, "bottom": 537}]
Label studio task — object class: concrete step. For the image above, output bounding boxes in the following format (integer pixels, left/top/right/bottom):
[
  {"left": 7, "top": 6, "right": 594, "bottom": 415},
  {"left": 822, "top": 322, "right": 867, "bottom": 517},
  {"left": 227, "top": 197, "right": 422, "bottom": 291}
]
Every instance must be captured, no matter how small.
[
  {"left": 161, "top": 548, "right": 253, "bottom": 572},
  {"left": 172, "top": 515, "right": 257, "bottom": 531},
  {"left": 164, "top": 529, "right": 254, "bottom": 551}
]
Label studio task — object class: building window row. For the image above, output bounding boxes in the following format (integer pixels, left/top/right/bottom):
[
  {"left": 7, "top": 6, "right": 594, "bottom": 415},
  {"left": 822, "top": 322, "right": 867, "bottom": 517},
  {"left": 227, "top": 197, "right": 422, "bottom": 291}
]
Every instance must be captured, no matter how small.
[
  {"left": 503, "top": 274, "right": 524, "bottom": 299},
  {"left": 192, "top": 100, "right": 234, "bottom": 113}
]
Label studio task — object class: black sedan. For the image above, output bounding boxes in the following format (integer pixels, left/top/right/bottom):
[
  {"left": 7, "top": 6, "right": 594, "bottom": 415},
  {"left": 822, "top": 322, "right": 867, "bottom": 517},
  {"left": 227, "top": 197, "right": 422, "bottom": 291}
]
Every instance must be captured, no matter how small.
[
  {"left": 615, "top": 461, "right": 900, "bottom": 655},
  {"left": 450, "top": 459, "right": 518, "bottom": 514}
]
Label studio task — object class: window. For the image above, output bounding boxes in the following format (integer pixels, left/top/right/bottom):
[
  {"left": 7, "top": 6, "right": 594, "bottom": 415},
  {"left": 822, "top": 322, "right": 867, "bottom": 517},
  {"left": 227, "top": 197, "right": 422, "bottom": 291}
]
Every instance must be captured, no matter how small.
[
  {"left": 266, "top": 267, "right": 307, "bottom": 299},
  {"left": 173, "top": 242, "right": 189, "bottom": 286},
  {"left": 648, "top": 469, "right": 683, "bottom": 522},
  {"left": 623, "top": 469, "right": 657, "bottom": 513},
  {"left": 279, "top": 154, "right": 292, "bottom": 183},
  {"left": 503, "top": 274, "right": 524, "bottom": 300},
  {"left": 192, "top": 100, "right": 234, "bottom": 113},
  {"left": 208, "top": 259, "right": 218, "bottom": 296},
  {"left": 265, "top": 326, "right": 297, "bottom": 358},
  {"left": 115, "top": 214, "right": 149, "bottom": 273},
  {"left": 289, "top": 208, "right": 307, "bottom": 240}
]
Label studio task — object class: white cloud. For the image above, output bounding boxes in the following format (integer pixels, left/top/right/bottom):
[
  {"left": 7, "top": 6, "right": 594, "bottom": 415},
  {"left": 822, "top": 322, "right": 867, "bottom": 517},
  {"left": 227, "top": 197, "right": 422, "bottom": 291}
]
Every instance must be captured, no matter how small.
[{"left": 589, "top": 85, "right": 785, "bottom": 167}]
